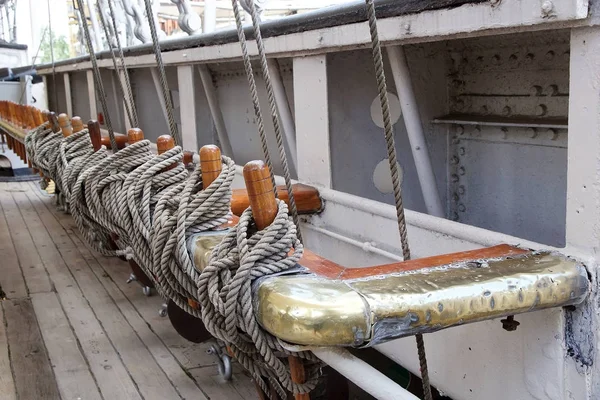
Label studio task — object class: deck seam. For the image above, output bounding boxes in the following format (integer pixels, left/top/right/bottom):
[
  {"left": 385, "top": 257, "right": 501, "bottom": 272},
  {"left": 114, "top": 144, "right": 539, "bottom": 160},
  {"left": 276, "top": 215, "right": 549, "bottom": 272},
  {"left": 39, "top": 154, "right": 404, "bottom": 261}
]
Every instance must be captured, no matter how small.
[
  {"left": 0, "top": 200, "right": 30, "bottom": 298},
  {"left": 0, "top": 303, "right": 17, "bottom": 400}
]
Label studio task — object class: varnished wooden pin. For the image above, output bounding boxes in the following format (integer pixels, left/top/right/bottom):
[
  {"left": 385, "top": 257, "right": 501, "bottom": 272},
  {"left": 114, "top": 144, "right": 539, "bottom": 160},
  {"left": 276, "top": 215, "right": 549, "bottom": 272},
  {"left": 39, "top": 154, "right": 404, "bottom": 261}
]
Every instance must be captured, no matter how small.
[
  {"left": 71, "top": 116, "right": 84, "bottom": 133},
  {"left": 157, "top": 135, "right": 175, "bottom": 154},
  {"left": 127, "top": 128, "right": 144, "bottom": 144},
  {"left": 58, "top": 113, "right": 73, "bottom": 137},
  {"left": 200, "top": 145, "right": 222, "bottom": 189},
  {"left": 47, "top": 112, "right": 60, "bottom": 133},
  {"left": 87, "top": 120, "right": 102, "bottom": 152}
]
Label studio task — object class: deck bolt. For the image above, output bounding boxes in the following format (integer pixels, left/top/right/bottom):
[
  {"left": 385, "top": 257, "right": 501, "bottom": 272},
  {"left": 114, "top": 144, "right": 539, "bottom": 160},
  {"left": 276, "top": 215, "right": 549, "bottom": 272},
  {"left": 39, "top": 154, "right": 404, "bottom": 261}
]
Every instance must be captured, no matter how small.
[
  {"left": 547, "top": 128, "right": 559, "bottom": 141},
  {"left": 527, "top": 128, "right": 538, "bottom": 139},
  {"left": 541, "top": 1, "right": 554, "bottom": 16},
  {"left": 451, "top": 174, "right": 460, "bottom": 183},
  {"left": 450, "top": 156, "right": 460, "bottom": 165},
  {"left": 456, "top": 125, "right": 465, "bottom": 135},
  {"left": 501, "top": 127, "right": 509, "bottom": 139},
  {"left": 458, "top": 166, "right": 466, "bottom": 176},
  {"left": 452, "top": 212, "right": 459, "bottom": 221},
  {"left": 458, "top": 185, "right": 466, "bottom": 195},
  {"left": 459, "top": 147, "right": 466, "bottom": 156},
  {"left": 502, "top": 106, "right": 511, "bottom": 116},
  {"left": 546, "top": 50, "right": 555, "bottom": 60},
  {"left": 458, "top": 203, "right": 466, "bottom": 212},
  {"left": 501, "top": 315, "right": 520, "bottom": 331},
  {"left": 536, "top": 104, "right": 548, "bottom": 116},
  {"left": 492, "top": 55, "right": 501, "bottom": 65}
]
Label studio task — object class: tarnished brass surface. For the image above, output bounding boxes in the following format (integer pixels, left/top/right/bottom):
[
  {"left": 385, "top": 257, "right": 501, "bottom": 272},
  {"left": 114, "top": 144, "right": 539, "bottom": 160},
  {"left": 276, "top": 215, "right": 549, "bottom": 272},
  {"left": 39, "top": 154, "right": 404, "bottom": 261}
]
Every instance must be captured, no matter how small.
[
  {"left": 190, "top": 230, "right": 229, "bottom": 272},
  {"left": 253, "top": 252, "right": 589, "bottom": 347}
]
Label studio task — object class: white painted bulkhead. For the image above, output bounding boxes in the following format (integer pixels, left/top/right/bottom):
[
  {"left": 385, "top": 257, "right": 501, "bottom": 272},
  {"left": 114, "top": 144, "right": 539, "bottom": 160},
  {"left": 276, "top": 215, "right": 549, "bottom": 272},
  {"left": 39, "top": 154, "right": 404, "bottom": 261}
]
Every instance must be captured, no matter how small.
[{"left": 35, "top": 1, "right": 600, "bottom": 398}]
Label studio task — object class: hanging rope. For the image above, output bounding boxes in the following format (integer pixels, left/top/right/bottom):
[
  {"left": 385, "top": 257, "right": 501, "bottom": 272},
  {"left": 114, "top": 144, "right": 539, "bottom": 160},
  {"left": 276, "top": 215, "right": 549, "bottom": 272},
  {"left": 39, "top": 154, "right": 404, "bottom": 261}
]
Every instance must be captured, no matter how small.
[
  {"left": 363, "top": 1, "right": 432, "bottom": 399},
  {"left": 75, "top": 0, "right": 118, "bottom": 151},
  {"left": 107, "top": 0, "right": 138, "bottom": 127},
  {"left": 241, "top": 0, "right": 302, "bottom": 241},
  {"left": 229, "top": 0, "right": 276, "bottom": 193},
  {"left": 47, "top": 0, "right": 59, "bottom": 112},
  {"left": 141, "top": 0, "right": 181, "bottom": 146},
  {"left": 96, "top": 4, "right": 136, "bottom": 129}
]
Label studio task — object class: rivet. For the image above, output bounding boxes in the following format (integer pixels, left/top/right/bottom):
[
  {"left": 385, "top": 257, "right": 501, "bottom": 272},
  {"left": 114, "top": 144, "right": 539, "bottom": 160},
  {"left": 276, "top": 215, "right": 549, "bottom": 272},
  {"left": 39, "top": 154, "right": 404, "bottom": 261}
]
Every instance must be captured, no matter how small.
[
  {"left": 455, "top": 99, "right": 465, "bottom": 111},
  {"left": 489, "top": 0, "right": 501, "bottom": 5},
  {"left": 450, "top": 156, "right": 460, "bottom": 165},
  {"left": 459, "top": 147, "right": 466, "bottom": 156},
  {"left": 452, "top": 212, "right": 459, "bottom": 221},
  {"left": 452, "top": 193, "right": 460, "bottom": 202},
  {"left": 451, "top": 174, "right": 460, "bottom": 183},
  {"left": 509, "top": 54, "right": 518, "bottom": 62},
  {"left": 456, "top": 125, "right": 465, "bottom": 135},
  {"left": 492, "top": 55, "right": 501, "bottom": 65},
  {"left": 547, "top": 84, "right": 559, "bottom": 96},
  {"left": 541, "top": 1, "right": 554, "bottom": 16},
  {"left": 502, "top": 106, "right": 512, "bottom": 116},
  {"left": 480, "top": 105, "right": 489, "bottom": 115},
  {"left": 547, "top": 129, "right": 558, "bottom": 141},
  {"left": 404, "top": 23, "right": 411, "bottom": 33},
  {"left": 545, "top": 50, "right": 555, "bottom": 60},
  {"left": 501, "top": 127, "right": 509, "bottom": 139},
  {"left": 472, "top": 126, "right": 482, "bottom": 137},
  {"left": 458, "top": 166, "right": 466, "bottom": 176},
  {"left": 182, "top": 53, "right": 187, "bottom": 58},
  {"left": 526, "top": 53, "right": 535, "bottom": 62},
  {"left": 476, "top": 56, "right": 484, "bottom": 63},
  {"left": 536, "top": 104, "right": 548, "bottom": 116},
  {"left": 451, "top": 138, "right": 461, "bottom": 145},
  {"left": 453, "top": 79, "right": 464, "bottom": 89},
  {"left": 458, "top": 203, "right": 466, "bottom": 212},
  {"left": 527, "top": 128, "right": 538, "bottom": 138},
  {"left": 458, "top": 185, "right": 466, "bottom": 195}
]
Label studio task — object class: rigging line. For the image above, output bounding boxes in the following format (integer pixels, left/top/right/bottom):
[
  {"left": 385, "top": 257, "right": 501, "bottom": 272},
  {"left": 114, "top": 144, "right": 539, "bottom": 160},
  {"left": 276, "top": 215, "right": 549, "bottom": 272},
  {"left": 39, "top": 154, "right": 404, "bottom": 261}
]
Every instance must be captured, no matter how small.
[
  {"left": 47, "top": 0, "right": 59, "bottom": 113},
  {"left": 141, "top": 0, "right": 180, "bottom": 146},
  {"left": 363, "top": 0, "right": 433, "bottom": 399},
  {"left": 19, "top": 26, "right": 49, "bottom": 104},
  {"left": 75, "top": 0, "right": 118, "bottom": 151},
  {"left": 229, "top": 0, "right": 277, "bottom": 198},
  {"left": 96, "top": 2, "right": 135, "bottom": 128},
  {"left": 244, "top": 0, "right": 302, "bottom": 242},
  {"left": 106, "top": 0, "right": 138, "bottom": 127}
]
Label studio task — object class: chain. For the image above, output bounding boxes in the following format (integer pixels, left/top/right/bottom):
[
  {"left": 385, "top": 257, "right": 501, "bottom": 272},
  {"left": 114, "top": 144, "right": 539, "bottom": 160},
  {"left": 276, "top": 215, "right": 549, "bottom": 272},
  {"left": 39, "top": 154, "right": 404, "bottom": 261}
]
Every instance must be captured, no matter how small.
[
  {"left": 141, "top": 0, "right": 181, "bottom": 146},
  {"left": 75, "top": 0, "right": 118, "bottom": 151},
  {"left": 230, "top": 0, "right": 277, "bottom": 195},
  {"left": 107, "top": 0, "right": 139, "bottom": 127},
  {"left": 363, "top": 0, "right": 432, "bottom": 399},
  {"left": 96, "top": 3, "right": 135, "bottom": 128},
  {"left": 243, "top": 0, "right": 302, "bottom": 241}
]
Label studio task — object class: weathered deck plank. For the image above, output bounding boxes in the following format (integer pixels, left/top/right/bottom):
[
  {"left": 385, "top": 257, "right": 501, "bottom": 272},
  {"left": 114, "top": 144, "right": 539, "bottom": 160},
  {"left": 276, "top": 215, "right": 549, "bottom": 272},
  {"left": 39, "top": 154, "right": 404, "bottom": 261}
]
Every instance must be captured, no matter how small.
[
  {"left": 0, "top": 186, "right": 51, "bottom": 294},
  {"left": 31, "top": 291, "right": 103, "bottom": 400},
  {"left": 15, "top": 186, "right": 143, "bottom": 400},
  {"left": 2, "top": 298, "right": 61, "bottom": 399},
  {"left": 27, "top": 181, "right": 259, "bottom": 399},
  {"left": 0, "top": 191, "right": 27, "bottom": 300},
  {"left": 23, "top": 183, "right": 186, "bottom": 400},
  {"left": 0, "top": 306, "right": 16, "bottom": 400}
]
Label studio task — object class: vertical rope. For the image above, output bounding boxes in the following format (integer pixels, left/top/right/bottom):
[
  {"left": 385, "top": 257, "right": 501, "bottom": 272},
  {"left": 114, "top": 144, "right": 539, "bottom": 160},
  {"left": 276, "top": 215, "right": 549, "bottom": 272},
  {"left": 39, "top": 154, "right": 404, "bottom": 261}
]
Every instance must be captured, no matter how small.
[
  {"left": 363, "top": 1, "right": 432, "bottom": 399},
  {"left": 229, "top": 0, "right": 276, "bottom": 199},
  {"left": 141, "top": 0, "right": 181, "bottom": 146},
  {"left": 107, "top": 0, "right": 138, "bottom": 127},
  {"left": 47, "top": 0, "right": 59, "bottom": 112},
  {"left": 96, "top": 4, "right": 135, "bottom": 128},
  {"left": 75, "top": 0, "right": 118, "bottom": 151},
  {"left": 243, "top": 0, "right": 302, "bottom": 241}
]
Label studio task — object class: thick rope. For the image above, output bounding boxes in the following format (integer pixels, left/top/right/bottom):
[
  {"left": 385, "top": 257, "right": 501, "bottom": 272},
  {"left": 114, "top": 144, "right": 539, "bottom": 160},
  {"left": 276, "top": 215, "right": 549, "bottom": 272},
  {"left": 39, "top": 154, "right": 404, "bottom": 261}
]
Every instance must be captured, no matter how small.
[
  {"left": 96, "top": 4, "right": 135, "bottom": 129},
  {"left": 141, "top": 0, "right": 181, "bottom": 146},
  {"left": 107, "top": 0, "right": 138, "bottom": 127},
  {"left": 75, "top": 0, "right": 118, "bottom": 151},
  {"left": 243, "top": 0, "right": 302, "bottom": 242},
  {"left": 363, "top": 0, "right": 433, "bottom": 399},
  {"left": 230, "top": 0, "right": 276, "bottom": 193},
  {"left": 197, "top": 200, "right": 321, "bottom": 397}
]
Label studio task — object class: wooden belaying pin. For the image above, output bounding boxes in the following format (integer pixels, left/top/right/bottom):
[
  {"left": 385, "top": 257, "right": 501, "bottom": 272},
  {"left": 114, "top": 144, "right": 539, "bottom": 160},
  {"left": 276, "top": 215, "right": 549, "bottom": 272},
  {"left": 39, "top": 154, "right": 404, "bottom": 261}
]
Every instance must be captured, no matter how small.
[
  {"left": 156, "top": 135, "right": 175, "bottom": 154},
  {"left": 127, "top": 128, "right": 144, "bottom": 144},
  {"left": 71, "top": 117, "right": 84, "bottom": 133},
  {"left": 58, "top": 113, "right": 73, "bottom": 137},
  {"left": 200, "top": 145, "right": 222, "bottom": 189},
  {"left": 87, "top": 120, "right": 102, "bottom": 152},
  {"left": 47, "top": 112, "right": 61, "bottom": 133}
]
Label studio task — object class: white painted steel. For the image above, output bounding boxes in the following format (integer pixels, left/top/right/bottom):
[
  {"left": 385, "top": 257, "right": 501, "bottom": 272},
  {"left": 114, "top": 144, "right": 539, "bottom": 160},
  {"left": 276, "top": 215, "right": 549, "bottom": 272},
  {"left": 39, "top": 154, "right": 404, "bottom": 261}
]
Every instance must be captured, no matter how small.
[
  {"left": 293, "top": 55, "right": 331, "bottom": 188},
  {"left": 203, "top": 0, "right": 216, "bottom": 33},
  {"left": 387, "top": 46, "right": 444, "bottom": 217},
  {"left": 37, "top": 0, "right": 591, "bottom": 74},
  {"left": 86, "top": 70, "right": 97, "bottom": 120},
  {"left": 196, "top": 64, "right": 234, "bottom": 157},
  {"left": 176, "top": 65, "right": 198, "bottom": 150},
  {"left": 311, "top": 347, "right": 419, "bottom": 400},
  {"left": 63, "top": 73, "right": 73, "bottom": 117},
  {"left": 266, "top": 58, "right": 297, "bottom": 174}
]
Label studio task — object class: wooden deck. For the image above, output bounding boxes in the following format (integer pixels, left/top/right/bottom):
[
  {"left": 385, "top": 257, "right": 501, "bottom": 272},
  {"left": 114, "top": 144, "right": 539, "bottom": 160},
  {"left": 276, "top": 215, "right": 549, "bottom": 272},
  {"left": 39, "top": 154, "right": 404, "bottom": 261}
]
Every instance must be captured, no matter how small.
[{"left": 0, "top": 181, "right": 258, "bottom": 400}]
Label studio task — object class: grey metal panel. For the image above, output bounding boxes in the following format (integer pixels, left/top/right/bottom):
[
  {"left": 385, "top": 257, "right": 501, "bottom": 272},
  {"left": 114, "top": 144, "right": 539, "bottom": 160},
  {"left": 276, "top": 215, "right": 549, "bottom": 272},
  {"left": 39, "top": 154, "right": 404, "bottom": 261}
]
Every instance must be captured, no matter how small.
[
  {"left": 130, "top": 68, "right": 168, "bottom": 141},
  {"left": 192, "top": 67, "right": 217, "bottom": 149},
  {"left": 327, "top": 49, "right": 446, "bottom": 213},
  {"left": 70, "top": 71, "right": 91, "bottom": 121},
  {"left": 48, "top": 75, "right": 67, "bottom": 115},
  {"left": 212, "top": 60, "right": 296, "bottom": 178},
  {"left": 99, "top": 69, "right": 126, "bottom": 134}
]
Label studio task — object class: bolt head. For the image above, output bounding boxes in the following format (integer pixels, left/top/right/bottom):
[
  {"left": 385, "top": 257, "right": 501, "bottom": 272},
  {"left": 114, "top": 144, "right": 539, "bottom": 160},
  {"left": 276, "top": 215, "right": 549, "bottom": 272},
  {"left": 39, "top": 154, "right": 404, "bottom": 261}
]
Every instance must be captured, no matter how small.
[
  {"left": 501, "top": 316, "right": 520, "bottom": 331},
  {"left": 541, "top": 0, "right": 554, "bottom": 15}
]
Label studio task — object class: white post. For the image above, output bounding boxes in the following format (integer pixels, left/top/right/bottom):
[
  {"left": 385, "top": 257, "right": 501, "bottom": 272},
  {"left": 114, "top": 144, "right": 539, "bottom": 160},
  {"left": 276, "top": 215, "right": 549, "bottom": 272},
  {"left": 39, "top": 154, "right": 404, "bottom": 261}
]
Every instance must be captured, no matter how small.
[
  {"left": 177, "top": 65, "right": 197, "bottom": 151},
  {"left": 196, "top": 64, "right": 233, "bottom": 157},
  {"left": 86, "top": 69, "right": 97, "bottom": 120},
  {"left": 311, "top": 348, "right": 419, "bottom": 400},
  {"left": 266, "top": 58, "right": 297, "bottom": 174},
  {"left": 63, "top": 73, "right": 73, "bottom": 116},
  {"left": 293, "top": 55, "right": 331, "bottom": 188},
  {"left": 203, "top": 0, "right": 217, "bottom": 33},
  {"left": 19, "top": 75, "right": 32, "bottom": 105},
  {"left": 386, "top": 46, "right": 444, "bottom": 218}
]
